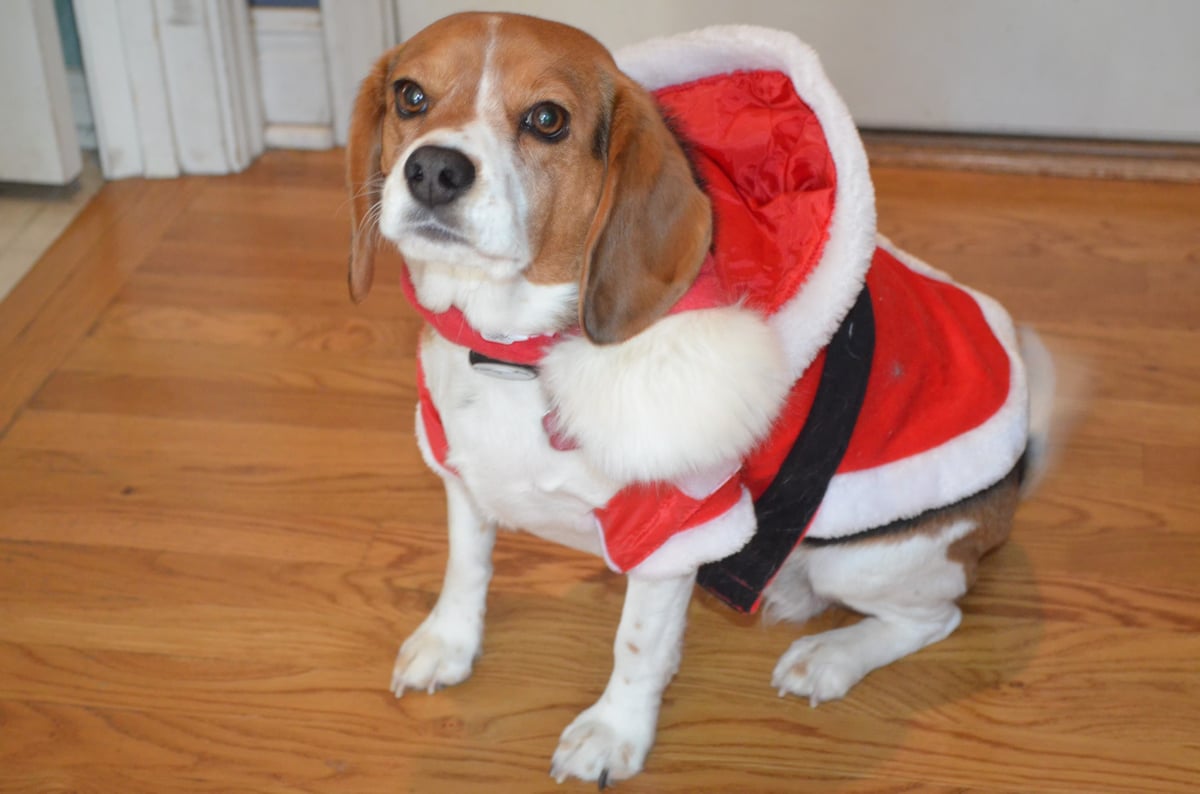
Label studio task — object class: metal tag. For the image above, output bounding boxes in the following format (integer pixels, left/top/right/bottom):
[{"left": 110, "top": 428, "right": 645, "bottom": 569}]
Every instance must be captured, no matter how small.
[{"left": 468, "top": 350, "right": 539, "bottom": 381}]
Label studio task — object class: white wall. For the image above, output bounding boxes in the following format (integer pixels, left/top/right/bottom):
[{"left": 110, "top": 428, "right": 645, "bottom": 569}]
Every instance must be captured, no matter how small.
[{"left": 394, "top": 0, "right": 1200, "bottom": 143}]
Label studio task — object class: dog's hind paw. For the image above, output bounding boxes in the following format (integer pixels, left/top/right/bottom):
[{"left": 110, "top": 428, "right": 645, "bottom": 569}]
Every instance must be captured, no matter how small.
[
  {"left": 390, "top": 617, "right": 480, "bottom": 696},
  {"left": 550, "top": 703, "right": 652, "bottom": 786},
  {"left": 771, "top": 634, "right": 863, "bottom": 706}
]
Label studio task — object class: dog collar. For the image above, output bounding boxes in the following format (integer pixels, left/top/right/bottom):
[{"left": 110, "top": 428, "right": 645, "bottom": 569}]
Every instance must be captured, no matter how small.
[
  {"left": 399, "top": 267, "right": 562, "bottom": 367},
  {"left": 399, "top": 257, "right": 729, "bottom": 374}
]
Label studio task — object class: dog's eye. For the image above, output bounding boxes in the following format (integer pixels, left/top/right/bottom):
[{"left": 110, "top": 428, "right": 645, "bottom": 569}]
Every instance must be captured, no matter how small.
[
  {"left": 394, "top": 79, "right": 428, "bottom": 118},
  {"left": 523, "top": 102, "right": 569, "bottom": 141}
]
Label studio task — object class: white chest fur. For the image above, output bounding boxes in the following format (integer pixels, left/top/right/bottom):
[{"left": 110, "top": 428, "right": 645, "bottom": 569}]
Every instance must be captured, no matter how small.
[{"left": 418, "top": 332, "right": 618, "bottom": 556}]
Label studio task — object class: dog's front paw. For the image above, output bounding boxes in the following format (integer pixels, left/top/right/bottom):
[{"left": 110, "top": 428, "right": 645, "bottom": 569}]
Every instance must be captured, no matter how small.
[
  {"left": 550, "top": 703, "right": 654, "bottom": 787},
  {"left": 771, "top": 633, "right": 864, "bottom": 706},
  {"left": 390, "top": 616, "right": 480, "bottom": 697}
]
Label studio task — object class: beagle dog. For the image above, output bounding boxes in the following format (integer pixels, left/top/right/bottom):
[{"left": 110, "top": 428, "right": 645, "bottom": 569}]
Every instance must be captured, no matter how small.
[{"left": 346, "top": 12, "right": 1055, "bottom": 786}]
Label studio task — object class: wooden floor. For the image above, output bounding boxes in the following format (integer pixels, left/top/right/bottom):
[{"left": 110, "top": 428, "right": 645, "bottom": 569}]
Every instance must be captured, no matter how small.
[
  {"left": 0, "top": 153, "right": 103, "bottom": 303},
  {"left": 1, "top": 149, "right": 1198, "bottom": 793}
]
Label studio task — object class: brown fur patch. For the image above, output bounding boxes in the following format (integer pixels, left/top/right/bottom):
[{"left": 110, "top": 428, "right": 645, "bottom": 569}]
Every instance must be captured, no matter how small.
[
  {"left": 786, "top": 658, "right": 811, "bottom": 681},
  {"left": 846, "top": 466, "right": 1022, "bottom": 586},
  {"left": 945, "top": 471, "right": 1022, "bottom": 586}
]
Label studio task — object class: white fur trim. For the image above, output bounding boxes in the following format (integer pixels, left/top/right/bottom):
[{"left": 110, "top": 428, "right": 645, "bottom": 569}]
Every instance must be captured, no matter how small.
[
  {"left": 805, "top": 239, "right": 1030, "bottom": 540},
  {"left": 623, "top": 486, "right": 757, "bottom": 579},
  {"left": 540, "top": 305, "right": 791, "bottom": 483},
  {"left": 617, "top": 26, "right": 878, "bottom": 379}
]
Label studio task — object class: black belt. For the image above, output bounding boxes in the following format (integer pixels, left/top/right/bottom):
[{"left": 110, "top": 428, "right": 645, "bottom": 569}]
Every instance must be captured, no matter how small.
[{"left": 697, "top": 286, "right": 876, "bottom": 613}]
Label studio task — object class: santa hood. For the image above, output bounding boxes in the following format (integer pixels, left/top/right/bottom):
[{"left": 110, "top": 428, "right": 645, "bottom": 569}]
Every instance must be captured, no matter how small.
[{"left": 618, "top": 26, "right": 878, "bottom": 378}]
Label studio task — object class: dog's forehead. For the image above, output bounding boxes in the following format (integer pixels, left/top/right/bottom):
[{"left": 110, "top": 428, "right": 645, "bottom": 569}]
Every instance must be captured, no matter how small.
[
  {"left": 391, "top": 13, "right": 614, "bottom": 112},
  {"left": 491, "top": 35, "right": 611, "bottom": 106},
  {"left": 387, "top": 16, "right": 489, "bottom": 93},
  {"left": 489, "top": 13, "right": 614, "bottom": 66}
]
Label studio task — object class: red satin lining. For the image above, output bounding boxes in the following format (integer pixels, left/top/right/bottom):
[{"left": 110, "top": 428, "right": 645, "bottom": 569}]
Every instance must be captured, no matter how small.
[
  {"left": 596, "top": 476, "right": 746, "bottom": 572},
  {"left": 654, "top": 70, "right": 838, "bottom": 315}
]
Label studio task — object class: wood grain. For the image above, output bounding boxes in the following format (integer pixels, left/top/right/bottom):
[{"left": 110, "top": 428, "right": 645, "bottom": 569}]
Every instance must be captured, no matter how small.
[
  {"left": 0, "top": 178, "right": 204, "bottom": 433},
  {"left": 1, "top": 148, "right": 1198, "bottom": 793}
]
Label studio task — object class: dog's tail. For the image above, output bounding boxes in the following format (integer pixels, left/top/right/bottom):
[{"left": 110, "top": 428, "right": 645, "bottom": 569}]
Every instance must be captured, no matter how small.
[{"left": 1018, "top": 326, "right": 1088, "bottom": 498}]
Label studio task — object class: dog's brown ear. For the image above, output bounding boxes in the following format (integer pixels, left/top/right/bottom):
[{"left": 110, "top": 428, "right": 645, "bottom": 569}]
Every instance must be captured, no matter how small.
[
  {"left": 346, "top": 51, "right": 394, "bottom": 303},
  {"left": 579, "top": 76, "right": 712, "bottom": 345}
]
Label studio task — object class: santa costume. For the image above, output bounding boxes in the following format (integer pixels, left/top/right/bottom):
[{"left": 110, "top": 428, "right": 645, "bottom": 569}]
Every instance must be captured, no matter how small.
[{"left": 409, "top": 26, "right": 1029, "bottom": 613}]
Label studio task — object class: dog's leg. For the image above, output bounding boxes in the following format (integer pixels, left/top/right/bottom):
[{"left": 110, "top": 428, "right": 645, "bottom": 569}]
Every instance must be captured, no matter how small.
[
  {"left": 391, "top": 477, "right": 496, "bottom": 696},
  {"left": 772, "top": 521, "right": 1011, "bottom": 706},
  {"left": 551, "top": 571, "right": 695, "bottom": 786},
  {"left": 770, "top": 524, "right": 970, "bottom": 705},
  {"left": 770, "top": 472, "right": 1019, "bottom": 705},
  {"left": 761, "top": 545, "right": 833, "bottom": 625}
]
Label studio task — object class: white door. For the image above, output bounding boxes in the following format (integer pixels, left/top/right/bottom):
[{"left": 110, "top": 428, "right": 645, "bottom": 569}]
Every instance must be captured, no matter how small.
[{"left": 0, "top": 0, "right": 82, "bottom": 185}]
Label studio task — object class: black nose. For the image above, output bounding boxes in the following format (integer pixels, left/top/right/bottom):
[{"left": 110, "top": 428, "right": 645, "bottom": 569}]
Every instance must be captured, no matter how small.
[{"left": 404, "top": 145, "right": 476, "bottom": 207}]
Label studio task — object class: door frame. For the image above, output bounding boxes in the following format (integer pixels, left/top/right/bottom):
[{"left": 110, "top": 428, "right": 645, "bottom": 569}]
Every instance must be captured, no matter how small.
[{"left": 74, "top": 0, "right": 263, "bottom": 179}]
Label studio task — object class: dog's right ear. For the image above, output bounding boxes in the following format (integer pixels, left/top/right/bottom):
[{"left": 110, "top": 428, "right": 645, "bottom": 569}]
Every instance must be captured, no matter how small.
[{"left": 346, "top": 51, "right": 395, "bottom": 303}]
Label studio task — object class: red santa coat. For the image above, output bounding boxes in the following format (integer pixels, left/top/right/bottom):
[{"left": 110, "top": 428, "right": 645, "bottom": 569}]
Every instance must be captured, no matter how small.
[{"left": 409, "top": 27, "right": 1029, "bottom": 613}]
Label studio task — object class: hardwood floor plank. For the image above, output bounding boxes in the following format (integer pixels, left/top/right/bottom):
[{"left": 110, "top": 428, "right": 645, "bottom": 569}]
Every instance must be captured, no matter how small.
[
  {"left": 139, "top": 237, "right": 359, "bottom": 282},
  {"left": 1034, "top": 323, "right": 1200, "bottom": 405},
  {"left": 0, "top": 445, "right": 442, "bottom": 527},
  {"left": 0, "top": 181, "right": 145, "bottom": 347},
  {"left": 116, "top": 269, "right": 418, "bottom": 320},
  {"left": 162, "top": 210, "right": 347, "bottom": 260},
  {"left": 1145, "top": 443, "right": 1200, "bottom": 490},
  {"left": 91, "top": 302, "right": 416, "bottom": 356},
  {"left": 60, "top": 336, "right": 414, "bottom": 398},
  {"left": 0, "top": 501, "right": 372, "bottom": 564},
  {"left": 2, "top": 410, "right": 420, "bottom": 466},
  {"left": 0, "top": 179, "right": 205, "bottom": 434},
  {"left": 29, "top": 370, "right": 413, "bottom": 431}
]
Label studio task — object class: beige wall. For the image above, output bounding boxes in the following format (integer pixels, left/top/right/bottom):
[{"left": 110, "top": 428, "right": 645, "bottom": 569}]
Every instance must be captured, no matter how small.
[{"left": 395, "top": 0, "right": 1200, "bottom": 143}]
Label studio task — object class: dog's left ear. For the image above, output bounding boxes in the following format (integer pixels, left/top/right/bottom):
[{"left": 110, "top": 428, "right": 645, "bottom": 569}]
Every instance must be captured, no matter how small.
[
  {"left": 345, "top": 50, "right": 395, "bottom": 304},
  {"left": 579, "top": 76, "right": 712, "bottom": 344}
]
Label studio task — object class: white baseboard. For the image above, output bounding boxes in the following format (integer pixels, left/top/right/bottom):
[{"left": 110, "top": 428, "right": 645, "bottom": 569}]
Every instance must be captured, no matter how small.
[{"left": 263, "top": 123, "right": 334, "bottom": 150}]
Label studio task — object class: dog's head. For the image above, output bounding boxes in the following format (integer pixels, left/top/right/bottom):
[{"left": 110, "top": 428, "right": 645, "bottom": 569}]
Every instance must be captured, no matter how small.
[{"left": 346, "top": 12, "right": 712, "bottom": 344}]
